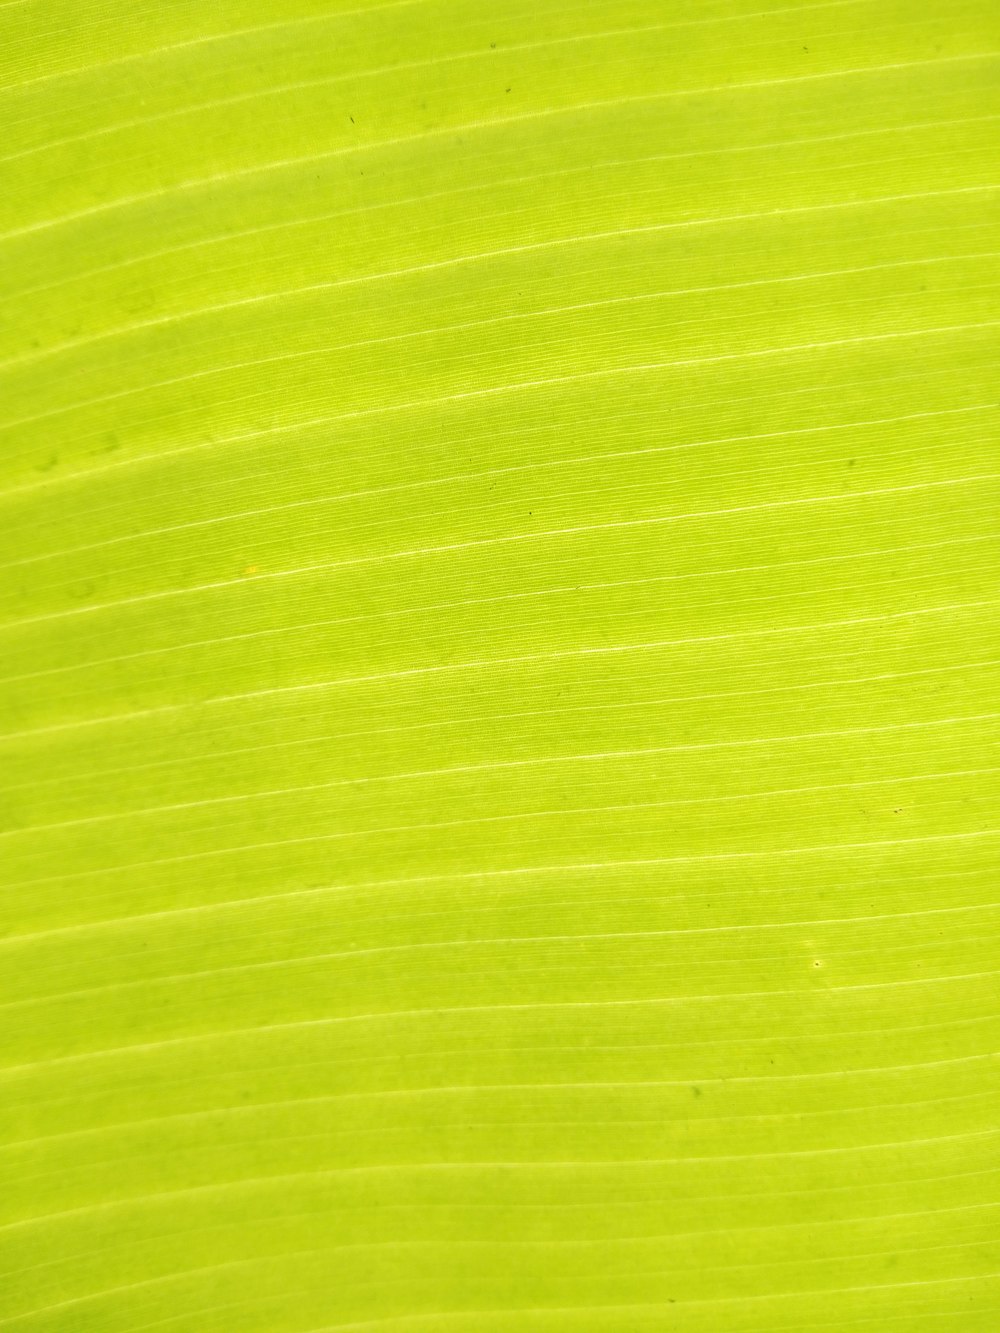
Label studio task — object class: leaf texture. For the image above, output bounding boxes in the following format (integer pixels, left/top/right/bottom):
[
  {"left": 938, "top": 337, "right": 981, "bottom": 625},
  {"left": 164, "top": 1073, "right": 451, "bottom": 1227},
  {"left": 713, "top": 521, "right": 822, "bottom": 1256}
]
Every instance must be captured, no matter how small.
[{"left": 1, "top": 1, "right": 999, "bottom": 1329}]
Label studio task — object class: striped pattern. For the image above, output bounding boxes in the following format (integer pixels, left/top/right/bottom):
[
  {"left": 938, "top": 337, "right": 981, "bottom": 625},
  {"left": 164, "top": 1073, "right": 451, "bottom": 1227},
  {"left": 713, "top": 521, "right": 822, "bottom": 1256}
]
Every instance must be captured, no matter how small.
[{"left": 1, "top": 0, "right": 998, "bottom": 1328}]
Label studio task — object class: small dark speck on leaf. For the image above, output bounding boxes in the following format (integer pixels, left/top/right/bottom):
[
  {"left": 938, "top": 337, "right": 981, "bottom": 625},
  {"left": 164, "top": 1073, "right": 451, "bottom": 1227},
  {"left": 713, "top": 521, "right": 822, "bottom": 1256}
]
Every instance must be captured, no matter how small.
[
  {"left": 350, "top": 115, "right": 354, "bottom": 123},
  {"left": 691, "top": 1086, "right": 701, "bottom": 1097},
  {"left": 847, "top": 457, "right": 856, "bottom": 467},
  {"left": 506, "top": 87, "right": 511, "bottom": 93},
  {"left": 490, "top": 41, "right": 496, "bottom": 49}
]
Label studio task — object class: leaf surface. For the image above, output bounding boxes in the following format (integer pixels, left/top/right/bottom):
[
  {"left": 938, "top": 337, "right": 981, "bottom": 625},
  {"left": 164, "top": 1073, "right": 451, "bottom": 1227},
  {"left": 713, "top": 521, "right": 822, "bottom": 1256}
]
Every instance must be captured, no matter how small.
[{"left": 1, "top": 1, "right": 998, "bottom": 1329}]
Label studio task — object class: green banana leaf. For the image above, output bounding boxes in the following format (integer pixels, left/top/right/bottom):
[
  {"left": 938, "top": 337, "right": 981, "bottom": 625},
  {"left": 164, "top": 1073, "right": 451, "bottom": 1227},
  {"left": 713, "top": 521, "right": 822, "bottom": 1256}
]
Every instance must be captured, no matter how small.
[{"left": 1, "top": 0, "right": 998, "bottom": 1328}]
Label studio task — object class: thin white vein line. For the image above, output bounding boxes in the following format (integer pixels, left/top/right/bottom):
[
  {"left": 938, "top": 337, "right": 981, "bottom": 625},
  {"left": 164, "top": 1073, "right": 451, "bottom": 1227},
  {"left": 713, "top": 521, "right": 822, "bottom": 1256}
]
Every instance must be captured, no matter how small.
[
  {"left": 20, "top": 933, "right": 987, "bottom": 1024},
  {"left": 0, "top": 17, "right": 726, "bottom": 167},
  {"left": 0, "top": 0, "right": 427, "bottom": 95},
  {"left": 296, "top": 1273, "right": 1000, "bottom": 1330},
  {"left": 2, "top": 593, "right": 996, "bottom": 745},
  {"left": 10, "top": 1092, "right": 997, "bottom": 1229},
  {"left": 1, "top": 421, "right": 987, "bottom": 630},
  {"left": 3, "top": 528, "right": 994, "bottom": 694},
  {"left": 3, "top": 762, "right": 995, "bottom": 915},
  {"left": 177, "top": 827, "right": 1000, "bottom": 896},
  {"left": 6, "top": 111, "right": 993, "bottom": 326},
  {"left": 800, "top": 1304, "right": 1000, "bottom": 1333},
  {"left": 6, "top": 253, "right": 996, "bottom": 443},
  {"left": 15, "top": 874, "right": 993, "bottom": 965},
  {"left": 3, "top": 794, "right": 997, "bottom": 903},
  {"left": 2, "top": 1205, "right": 996, "bottom": 1322},
  {"left": 0, "top": 49, "right": 993, "bottom": 251},
  {"left": 2, "top": 711, "right": 995, "bottom": 841},
  {"left": 1, "top": 547, "right": 995, "bottom": 705},
  {"left": 0, "top": 394, "right": 990, "bottom": 579},
  {"left": 3, "top": 554, "right": 997, "bottom": 762},
  {"left": 22, "top": 436, "right": 996, "bottom": 624},
  {"left": 0, "top": 1128, "right": 995, "bottom": 1240},
  {"left": 5, "top": 929, "right": 1000, "bottom": 1039},
  {"left": 3, "top": 744, "right": 997, "bottom": 897},
  {"left": 0, "top": 0, "right": 873, "bottom": 97},
  {"left": 0, "top": 361, "right": 984, "bottom": 547},
  {"left": 7, "top": 965, "right": 998, "bottom": 1079},
  {"left": 16, "top": 466, "right": 998, "bottom": 630},
  {"left": 12, "top": 11, "right": 981, "bottom": 178},
  {"left": 4, "top": 1090, "right": 997, "bottom": 1201},
  {"left": 5, "top": 902, "right": 1000, "bottom": 1015},
  {"left": 5, "top": 533, "right": 997, "bottom": 709},
  {"left": 3, "top": 446, "right": 998, "bottom": 635},
  {"left": 10, "top": 267, "right": 997, "bottom": 503},
  {"left": 3, "top": 638, "right": 993, "bottom": 804},
  {"left": 5, "top": 1010, "right": 992, "bottom": 1131},
  {"left": 3, "top": 395, "right": 995, "bottom": 573},
  {"left": 3, "top": 180, "right": 996, "bottom": 384},
  {"left": 1, "top": 49, "right": 985, "bottom": 280},
  {"left": 251, "top": 763, "right": 1000, "bottom": 851},
  {"left": 7, "top": 762, "right": 997, "bottom": 895},
  {"left": 1, "top": 305, "right": 994, "bottom": 512},
  {"left": 60, "top": 1191, "right": 1000, "bottom": 1333},
  {"left": 7, "top": 1193, "right": 999, "bottom": 1304},
  {"left": 4, "top": 1051, "right": 996, "bottom": 1154},
  {"left": 29, "top": 261, "right": 992, "bottom": 456},
  {"left": 116, "top": 1271, "right": 1000, "bottom": 1333}
]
